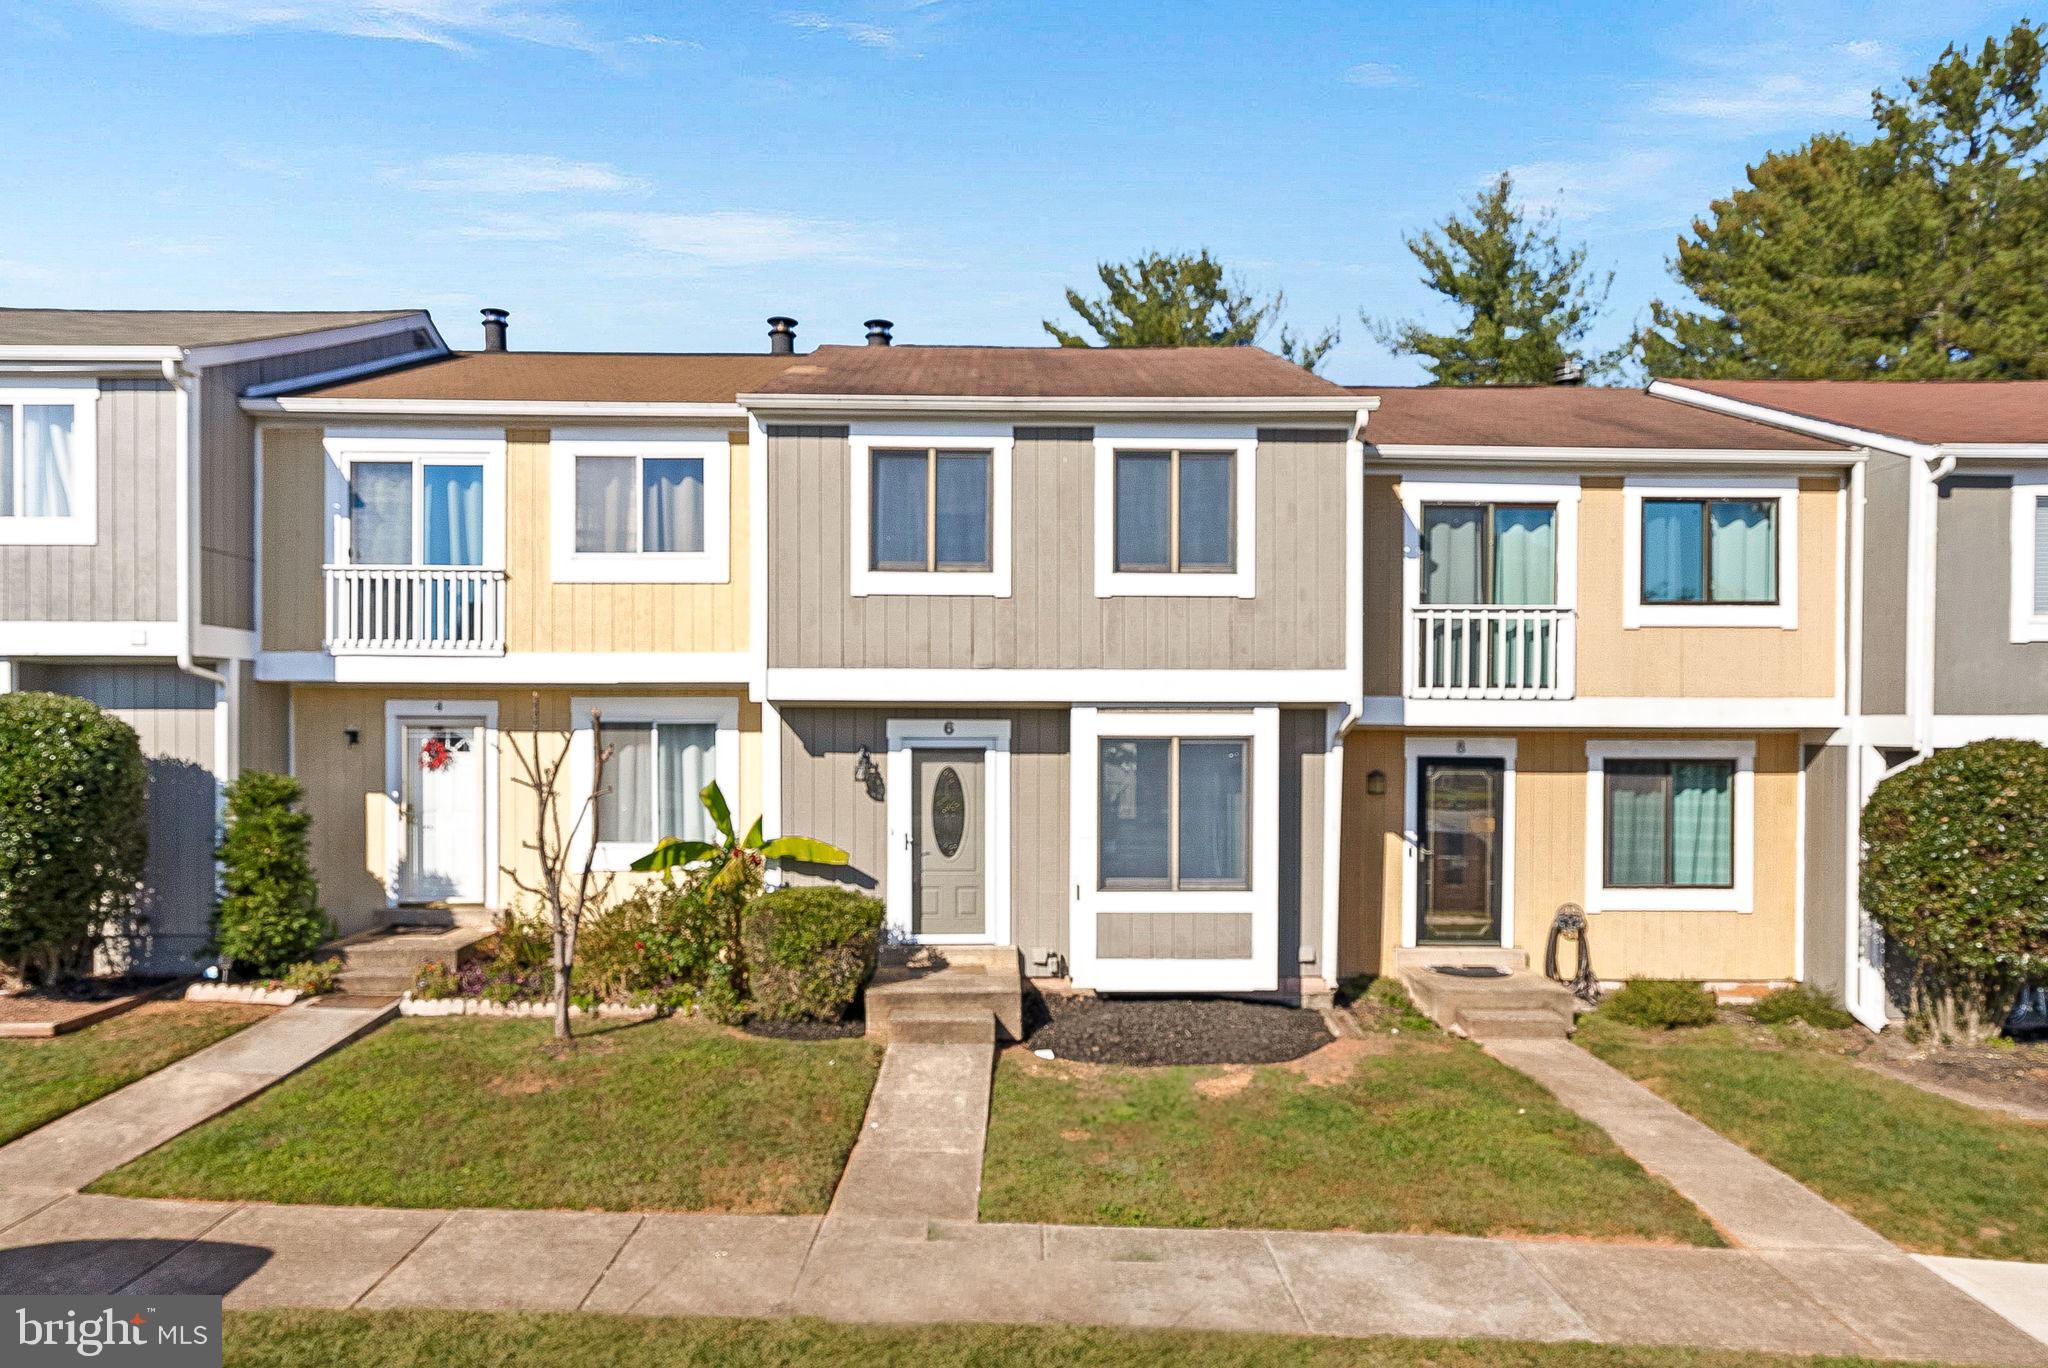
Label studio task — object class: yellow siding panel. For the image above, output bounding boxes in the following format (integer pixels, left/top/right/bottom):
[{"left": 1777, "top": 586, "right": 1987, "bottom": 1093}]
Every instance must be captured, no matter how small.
[
  {"left": 259, "top": 426, "right": 326, "bottom": 653},
  {"left": 1339, "top": 729, "right": 1801, "bottom": 984}
]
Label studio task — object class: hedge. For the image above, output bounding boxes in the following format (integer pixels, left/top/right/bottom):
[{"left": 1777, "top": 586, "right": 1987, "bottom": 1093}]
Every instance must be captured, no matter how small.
[{"left": 741, "top": 885, "right": 885, "bottom": 1021}]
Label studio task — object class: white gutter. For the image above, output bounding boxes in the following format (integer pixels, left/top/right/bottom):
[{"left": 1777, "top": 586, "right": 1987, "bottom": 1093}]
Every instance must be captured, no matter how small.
[
  {"left": 737, "top": 392, "right": 1375, "bottom": 420},
  {"left": 164, "top": 357, "right": 228, "bottom": 701},
  {"left": 244, "top": 397, "right": 748, "bottom": 421},
  {"left": 1369, "top": 444, "right": 1863, "bottom": 469},
  {"left": 1646, "top": 380, "right": 1938, "bottom": 462}
]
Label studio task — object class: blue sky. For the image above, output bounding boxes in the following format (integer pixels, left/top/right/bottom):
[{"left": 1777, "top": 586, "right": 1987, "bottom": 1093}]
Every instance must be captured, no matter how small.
[{"left": 0, "top": 1, "right": 2033, "bottom": 382}]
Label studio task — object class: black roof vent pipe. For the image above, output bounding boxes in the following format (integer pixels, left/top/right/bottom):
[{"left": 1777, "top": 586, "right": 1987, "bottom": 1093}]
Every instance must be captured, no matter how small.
[
  {"left": 767, "top": 316, "right": 798, "bottom": 354},
  {"left": 864, "top": 318, "right": 893, "bottom": 346},
  {"left": 480, "top": 308, "right": 509, "bottom": 352}
]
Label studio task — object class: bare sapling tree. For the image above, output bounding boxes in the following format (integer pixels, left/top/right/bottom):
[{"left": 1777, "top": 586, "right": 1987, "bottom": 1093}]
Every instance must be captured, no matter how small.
[{"left": 503, "top": 693, "right": 613, "bottom": 1043}]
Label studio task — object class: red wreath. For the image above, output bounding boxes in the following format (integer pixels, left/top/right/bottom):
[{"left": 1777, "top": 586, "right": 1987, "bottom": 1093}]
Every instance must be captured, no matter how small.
[{"left": 420, "top": 737, "right": 454, "bottom": 772}]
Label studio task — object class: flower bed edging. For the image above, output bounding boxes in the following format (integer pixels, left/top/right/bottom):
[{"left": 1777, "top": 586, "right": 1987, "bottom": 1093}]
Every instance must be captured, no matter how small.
[
  {"left": 398, "top": 995, "right": 660, "bottom": 1020},
  {"left": 184, "top": 983, "right": 302, "bottom": 1006}
]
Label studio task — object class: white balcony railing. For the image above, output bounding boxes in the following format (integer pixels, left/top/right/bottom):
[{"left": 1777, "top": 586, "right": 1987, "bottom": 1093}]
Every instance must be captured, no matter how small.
[
  {"left": 1409, "top": 605, "right": 1575, "bottom": 700},
  {"left": 323, "top": 565, "right": 507, "bottom": 655}
]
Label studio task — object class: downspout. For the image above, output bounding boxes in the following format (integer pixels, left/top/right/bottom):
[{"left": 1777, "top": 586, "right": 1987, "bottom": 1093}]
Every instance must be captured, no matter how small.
[
  {"left": 164, "top": 355, "right": 229, "bottom": 722},
  {"left": 1909, "top": 450, "right": 1958, "bottom": 757}
]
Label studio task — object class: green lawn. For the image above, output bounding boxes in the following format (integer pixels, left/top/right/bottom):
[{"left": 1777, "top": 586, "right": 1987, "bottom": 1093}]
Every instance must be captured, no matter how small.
[
  {"left": 1578, "top": 1015, "right": 2048, "bottom": 1261},
  {"left": 0, "top": 1002, "right": 271, "bottom": 1145},
  {"left": 222, "top": 1309, "right": 1933, "bottom": 1368},
  {"left": 980, "top": 1037, "right": 1720, "bottom": 1245},
  {"left": 93, "top": 1016, "right": 880, "bottom": 1213}
]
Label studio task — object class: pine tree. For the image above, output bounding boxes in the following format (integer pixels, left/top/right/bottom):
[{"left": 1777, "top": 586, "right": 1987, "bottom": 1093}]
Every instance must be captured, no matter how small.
[
  {"left": 1045, "top": 250, "right": 1341, "bottom": 371},
  {"left": 1370, "top": 173, "right": 1613, "bottom": 385},
  {"left": 1641, "top": 21, "right": 2048, "bottom": 379}
]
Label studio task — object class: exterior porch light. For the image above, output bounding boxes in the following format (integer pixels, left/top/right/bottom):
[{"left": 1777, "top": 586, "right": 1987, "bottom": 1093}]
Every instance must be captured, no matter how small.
[
  {"left": 854, "top": 745, "right": 884, "bottom": 800},
  {"left": 1366, "top": 768, "right": 1388, "bottom": 796}
]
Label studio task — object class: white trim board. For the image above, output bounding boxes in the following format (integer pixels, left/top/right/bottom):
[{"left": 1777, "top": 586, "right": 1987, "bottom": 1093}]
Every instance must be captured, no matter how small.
[
  {"left": 549, "top": 428, "right": 734, "bottom": 585},
  {"left": 257, "top": 650, "right": 752, "bottom": 684},
  {"left": 767, "top": 667, "right": 1352, "bottom": 705},
  {"left": 1068, "top": 705, "right": 1281, "bottom": 993},
  {"left": 848, "top": 425, "right": 1015, "bottom": 598},
  {"left": 883, "top": 718, "right": 1013, "bottom": 947},
  {"left": 381, "top": 698, "right": 499, "bottom": 910},
  {"left": 1092, "top": 428, "right": 1257, "bottom": 599},
  {"left": 569, "top": 694, "right": 742, "bottom": 872},
  {"left": 1401, "top": 736, "right": 1518, "bottom": 951},
  {"left": 1356, "top": 695, "right": 1843, "bottom": 730},
  {"left": 1582, "top": 737, "right": 1756, "bottom": 915},
  {"left": 1621, "top": 476, "right": 1799, "bottom": 629}
]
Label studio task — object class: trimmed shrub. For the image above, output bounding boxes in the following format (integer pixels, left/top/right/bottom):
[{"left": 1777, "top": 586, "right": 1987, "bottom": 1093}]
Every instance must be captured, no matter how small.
[
  {"left": 0, "top": 692, "right": 148, "bottom": 986},
  {"left": 1750, "top": 984, "right": 1856, "bottom": 1030},
  {"left": 213, "top": 771, "right": 330, "bottom": 977},
  {"left": 1862, "top": 739, "right": 2048, "bottom": 1044},
  {"left": 274, "top": 958, "right": 340, "bottom": 996},
  {"left": 1602, "top": 979, "right": 1719, "bottom": 1030},
  {"left": 742, "top": 886, "right": 885, "bottom": 1022},
  {"left": 577, "top": 876, "right": 731, "bottom": 1011}
]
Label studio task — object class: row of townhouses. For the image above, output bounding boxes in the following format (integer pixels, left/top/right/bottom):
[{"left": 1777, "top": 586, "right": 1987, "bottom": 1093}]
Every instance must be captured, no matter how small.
[{"left": 3, "top": 306, "right": 2044, "bottom": 1028}]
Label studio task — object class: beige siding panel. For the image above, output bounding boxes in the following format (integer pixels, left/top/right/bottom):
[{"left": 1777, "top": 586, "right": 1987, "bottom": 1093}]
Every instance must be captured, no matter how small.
[
  {"left": 765, "top": 427, "right": 1346, "bottom": 670},
  {"left": 1361, "top": 476, "right": 1404, "bottom": 697},
  {"left": 1340, "top": 728, "right": 1801, "bottom": 983},
  {"left": 1801, "top": 742, "right": 1848, "bottom": 997},
  {"left": 1098, "top": 913, "right": 1253, "bottom": 960},
  {"left": 259, "top": 425, "right": 327, "bottom": 652},
  {"left": 291, "top": 686, "right": 757, "bottom": 937},
  {"left": 1281, "top": 707, "right": 1326, "bottom": 979},
  {"left": 503, "top": 428, "right": 750, "bottom": 655},
  {"left": 777, "top": 706, "right": 1071, "bottom": 968},
  {"left": 0, "top": 380, "right": 176, "bottom": 622},
  {"left": 1575, "top": 478, "right": 1839, "bottom": 699},
  {"left": 239, "top": 667, "right": 291, "bottom": 775},
  {"left": 36, "top": 664, "right": 218, "bottom": 971}
]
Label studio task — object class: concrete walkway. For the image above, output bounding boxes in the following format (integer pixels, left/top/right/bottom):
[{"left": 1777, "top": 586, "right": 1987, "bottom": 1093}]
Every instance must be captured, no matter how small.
[
  {"left": 0, "top": 998, "right": 394, "bottom": 1206},
  {"left": 1, "top": 1195, "right": 2043, "bottom": 1363},
  {"left": 828, "top": 1041, "right": 994, "bottom": 1222},
  {"left": 1921, "top": 1256, "right": 2048, "bottom": 1346}
]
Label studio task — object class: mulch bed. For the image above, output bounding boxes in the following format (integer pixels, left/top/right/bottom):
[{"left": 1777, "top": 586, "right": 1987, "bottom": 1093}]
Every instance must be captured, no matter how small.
[
  {"left": 1858, "top": 1034, "right": 2048, "bottom": 1116},
  {"left": 740, "top": 1015, "right": 866, "bottom": 1041},
  {"left": 0, "top": 976, "right": 182, "bottom": 1033},
  {"left": 1019, "top": 991, "right": 1332, "bottom": 1066}
]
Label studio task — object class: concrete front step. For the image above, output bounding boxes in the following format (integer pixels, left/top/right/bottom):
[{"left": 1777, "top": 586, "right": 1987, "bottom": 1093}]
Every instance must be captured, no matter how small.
[
  {"left": 1399, "top": 966, "right": 1575, "bottom": 1041},
  {"left": 886, "top": 1009, "right": 995, "bottom": 1045},
  {"left": 1394, "top": 945, "right": 1531, "bottom": 973},
  {"left": 866, "top": 945, "right": 1023, "bottom": 1043},
  {"left": 1456, "top": 1008, "right": 1571, "bottom": 1041},
  {"left": 330, "top": 925, "right": 489, "bottom": 998}
]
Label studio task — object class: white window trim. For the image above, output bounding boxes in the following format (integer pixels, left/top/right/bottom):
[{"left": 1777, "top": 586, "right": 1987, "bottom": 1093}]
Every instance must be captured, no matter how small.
[
  {"left": 569, "top": 695, "right": 742, "bottom": 872},
  {"left": 550, "top": 428, "right": 732, "bottom": 584},
  {"left": 1068, "top": 706, "right": 1279, "bottom": 992},
  {"left": 883, "top": 718, "right": 1013, "bottom": 947},
  {"left": 1583, "top": 738, "right": 1755, "bottom": 915},
  {"left": 848, "top": 424, "right": 1013, "bottom": 597},
  {"left": 1400, "top": 736, "right": 1517, "bottom": 950},
  {"left": 1622, "top": 476, "right": 1798, "bottom": 629},
  {"left": 381, "top": 699, "right": 499, "bottom": 909},
  {"left": 323, "top": 430, "right": 507, "bottom": 568},
  {"left": 1093, "top": 426, "right": 1258, "bottom": 599},
  {"left": 2009, "top": 472, "right": 2048, "bottom": 643},
  {"left": 1397, "top": 473, "right": 1581, "bottom": 611},
  {"left": 0, "top": 379, "right": 98, "bottom": 546}
]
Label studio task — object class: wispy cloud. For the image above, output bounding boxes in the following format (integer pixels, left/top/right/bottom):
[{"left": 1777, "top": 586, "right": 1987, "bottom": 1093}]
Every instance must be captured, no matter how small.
[
  {"left": 388, "top": 153, "right": 651, "bottom": 195},
  {"left": 1341, "top": 61, "right": 1412, "bottom": 89},
  {"left": 782, "top": 11, "right": 901, "bottom": 50},
  {"left": 223, "top": 150, "right": 305, "bottom": 178},
  {"left": 625, "top": 33, "right": 701, "bottom": 50},
  {"left": 89, "top": 0, "right": 600, "bottom": 53},
  {"left": 1645, "top": 40, "right": 1892, "bottom": 133},
  {"left": 1505, "top": 149, "right": 1681, "bottom": 222},
  {"left": 457, "top": 209, "right": 874, "bottom": 267}
]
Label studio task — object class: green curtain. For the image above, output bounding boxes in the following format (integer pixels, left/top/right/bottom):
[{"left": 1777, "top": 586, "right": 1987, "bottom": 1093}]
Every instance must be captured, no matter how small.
[
  {"left": 1605, "top": 765, "right": 1667, "bottom": 885},
  {"left": 1708, "top": 500, "right": 1776, "bottom": 602},
  {"left": 1422, "top": 506, "right": 1482, "bottom": 603},
  {"left": 1492, "top": 507, "right": 1556, "bottom": 604},
  {"left": 1670, "top": 762, "right": 1733, "bottom": 885}
]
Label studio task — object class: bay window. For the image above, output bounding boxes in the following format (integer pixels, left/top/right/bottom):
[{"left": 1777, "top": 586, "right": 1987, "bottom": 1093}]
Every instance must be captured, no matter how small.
[{"left": 1098, "top": 736, "right": 1250, "bottom": 891}]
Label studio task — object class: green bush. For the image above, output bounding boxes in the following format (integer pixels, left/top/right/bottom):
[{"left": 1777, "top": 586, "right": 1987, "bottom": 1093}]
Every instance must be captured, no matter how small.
[
  {"left": 213, "top": 771, "right": 330, "bottom": 977},
  {"left": 0, "top": 692, "right": 148, "bottom": 986},
  {"left": 741, "top": 885, "right": 885, "bottom": 1021},
  {"left": 1602, "top": 979, "right": 1719, "bottom": 1029},
  {"left": 273, "top": 958, "right": 340, "bottom": 996},
  {"left": 1862, "top": 739, "right": 2048, "bottom": 1043},
  {"left": 577, "top": 876, "right": 731, "bottom": 1011},
  {"left": 1750, "top": 984, "right": 1856, "bottom": 1030}
]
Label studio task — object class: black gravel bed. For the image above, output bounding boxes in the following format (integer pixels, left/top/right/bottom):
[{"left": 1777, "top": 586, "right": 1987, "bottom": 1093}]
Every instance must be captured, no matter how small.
[
  {"left": 1020, "top": 991, "right": 1331, "bottom": 1066},
  {"left": 740, "top": 1014, "right": 866, "bottom": 1041}
]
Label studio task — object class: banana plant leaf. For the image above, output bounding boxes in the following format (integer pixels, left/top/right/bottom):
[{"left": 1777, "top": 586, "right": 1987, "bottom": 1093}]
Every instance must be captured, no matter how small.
[
  {"left": 630, "top": 837, "right": 720, "bottom": 872},
  {"left": 760, "top": 835, "right": 849, "bottom": 865}
]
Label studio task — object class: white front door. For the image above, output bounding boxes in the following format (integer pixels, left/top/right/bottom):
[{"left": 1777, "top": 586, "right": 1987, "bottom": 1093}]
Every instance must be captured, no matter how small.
[{"left": 398, "top": 718, "right": 485, "bottom": 903}]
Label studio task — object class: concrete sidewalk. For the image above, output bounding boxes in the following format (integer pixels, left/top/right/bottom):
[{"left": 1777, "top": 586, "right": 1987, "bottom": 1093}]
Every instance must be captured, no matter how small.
[
  {"left": 1, "top": 1195, "right": 2042, "bottom": 1363},
  {"left": 0, "top": 998, "right": 394, "bottom": 1202},
  {"left": 828, "top": 1040, "right": 993, "bottom": 1222}
]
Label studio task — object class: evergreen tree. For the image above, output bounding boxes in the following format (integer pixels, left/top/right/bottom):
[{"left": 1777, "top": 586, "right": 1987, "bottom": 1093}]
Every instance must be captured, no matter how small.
[
  {"left": 1045, "top": 249, "right": 1341, "bottom": 371},
  {"left": 1371, "top": 173, "right": 1613, "bottom": 385},
  {"left": 1641, "top": 21, "right": 2048, "bottom": 378}
]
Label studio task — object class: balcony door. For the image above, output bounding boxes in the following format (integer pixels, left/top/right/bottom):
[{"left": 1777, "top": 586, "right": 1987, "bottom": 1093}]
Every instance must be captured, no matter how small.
[{"left": 341, "top": 453, "right": 492, "bottom": 650}]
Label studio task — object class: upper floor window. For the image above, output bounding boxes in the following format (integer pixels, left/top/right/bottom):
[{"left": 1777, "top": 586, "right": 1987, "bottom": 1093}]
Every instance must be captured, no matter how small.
[
  {"left": 1421, "top": 503, "right": 1557, "bottom": 605},
  {"left": 1093, "top": 431, "right": 1256, "bottom": 598},
  {"left": 2010, "top": 473, "right": 2048, "bottom": 643},
  {"left": 0, "top": 382, "right": 96, "bottom": 546},
  {"left": 551, "top": 433, "right": 731, "bottom": 585},
  {"left": 848, "top": 428, "right": 1013, "bottom": 597},
  {"left": 1622, "top": 478, "right": 1798, "bottom": 629},
  {"left": 872, "top": 447, "right": 991, "bottom": 572},
  {"left": 350, "top": 460, "right": 485, "bottom": 566}
]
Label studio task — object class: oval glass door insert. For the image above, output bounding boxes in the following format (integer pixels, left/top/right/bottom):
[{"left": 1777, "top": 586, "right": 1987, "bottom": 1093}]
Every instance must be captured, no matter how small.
[{"left": 932, "top": 766, "right": 966, "bottom": 857}]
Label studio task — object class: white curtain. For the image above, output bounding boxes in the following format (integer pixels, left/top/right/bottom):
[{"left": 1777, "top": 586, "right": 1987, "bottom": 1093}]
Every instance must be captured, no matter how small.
[
  {"left": 577, "top": 456, "right": 635, "bottom": 553},
  {"left": 23, "top": 405, "right": 74, "bottom": 518},
  {"left": 656, "top": 723, "right": 717, "bottom": 841},
  {"left": 349, "top": 462, "right": 413, "bottom": 564},
  {"left": 1492, "top": 507, "right": 1556, "bottom": 604},
  {"left": 1422, "top": 505, "right": 1482, "bottom": 603},
  {"left": 642, "top": 458, "right": 705, "bottom": 555},
  {"left": 598, "top": 723, "right": 653, "bottom": 844},
  {"left": 1709, "top": 500, "right": 1776, "bottom": 602}
]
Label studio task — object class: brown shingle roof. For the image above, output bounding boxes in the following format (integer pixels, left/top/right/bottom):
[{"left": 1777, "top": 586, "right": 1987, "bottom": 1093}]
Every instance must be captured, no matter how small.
[
  {"left": 1354, "top": 384, "right": 1847, "bottom": 451},
  {"left": 0, "top": 308, "right": 424, "bottom": 349},
  {"left": 750, "top": 345, "right": 1353, "bottom": 398},
  {"left": 1674, "top": 379, "right": 2048, "bottom": 446},
  {"left": 300, "top": 351, "right": 808, "bottom": 405}
]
